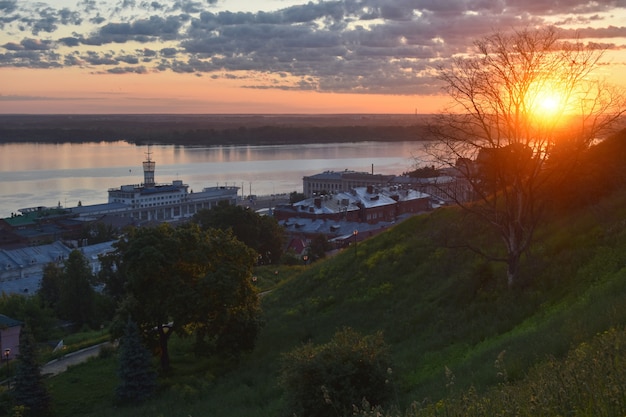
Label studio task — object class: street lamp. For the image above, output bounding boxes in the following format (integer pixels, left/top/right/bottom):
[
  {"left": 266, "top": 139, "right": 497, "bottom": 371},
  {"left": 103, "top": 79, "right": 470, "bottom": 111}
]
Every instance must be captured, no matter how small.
[
  {"left": 352, "top": 230, "right": 358, "bottom": 257},
  {"left": 3, "top": 348, "right": 10, "bottom": 390}
]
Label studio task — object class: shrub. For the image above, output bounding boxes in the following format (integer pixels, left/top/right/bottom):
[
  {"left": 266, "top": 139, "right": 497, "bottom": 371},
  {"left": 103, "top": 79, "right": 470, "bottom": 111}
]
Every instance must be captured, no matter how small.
[{"left": 280, "top": 327, "right": 394, "bottom": 417}]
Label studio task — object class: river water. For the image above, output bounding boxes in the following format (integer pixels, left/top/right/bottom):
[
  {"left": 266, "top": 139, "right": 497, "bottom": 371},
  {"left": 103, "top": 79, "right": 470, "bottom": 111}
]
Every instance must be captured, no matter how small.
[{"left": 0, "top": 140, "right": 427, "bottom": 218}]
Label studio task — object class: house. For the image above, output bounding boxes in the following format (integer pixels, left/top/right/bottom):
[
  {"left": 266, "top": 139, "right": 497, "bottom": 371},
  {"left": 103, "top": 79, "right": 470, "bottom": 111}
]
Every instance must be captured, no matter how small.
[
  {"left": 303, "top": 170, "right": 395, "bottom": 198},
  {"left": 0, "top": 314, "right": 22, "bottom": 360},
  {"left": 274, "top": 185, "right": 431, "bottom": 224}
]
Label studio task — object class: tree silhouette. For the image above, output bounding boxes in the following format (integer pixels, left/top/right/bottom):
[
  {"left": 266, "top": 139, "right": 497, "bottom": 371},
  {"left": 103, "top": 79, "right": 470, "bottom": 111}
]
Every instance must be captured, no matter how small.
[
  {"left": 430, "top": 27, "right": 626, "bottom": 287},
  {"left": 114, "top": 223, "right": 261, "bottom": 371},
  {"left": 58, "top": 250, "right": 95, "bottom": 326},
  {"left": 12, "top": 325, "right": 51, "bottom": 416},
  {"left": 192, "top": 202, "right": 285, "bottom": 264},
  {"left": 115, "top": 318, "right": 157, "bottom": 404}
]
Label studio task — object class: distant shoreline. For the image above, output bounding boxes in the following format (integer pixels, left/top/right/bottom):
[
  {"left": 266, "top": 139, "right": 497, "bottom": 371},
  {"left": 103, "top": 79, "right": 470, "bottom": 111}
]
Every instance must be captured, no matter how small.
[{"left": 0, "top": 114, "right": 436, "bottom": 146}]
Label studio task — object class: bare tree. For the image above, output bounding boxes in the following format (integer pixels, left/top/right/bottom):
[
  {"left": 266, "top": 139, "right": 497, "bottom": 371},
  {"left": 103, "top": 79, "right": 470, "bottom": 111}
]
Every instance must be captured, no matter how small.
[{"left": 429, "top": 27, "right": 626, "bottom": 288}]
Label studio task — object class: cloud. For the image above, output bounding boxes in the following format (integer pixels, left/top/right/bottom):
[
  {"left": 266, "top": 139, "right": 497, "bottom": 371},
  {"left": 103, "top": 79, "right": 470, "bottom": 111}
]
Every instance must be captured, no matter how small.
[{"left": 1, "top": 0, "right": 625, "bottom": 95}]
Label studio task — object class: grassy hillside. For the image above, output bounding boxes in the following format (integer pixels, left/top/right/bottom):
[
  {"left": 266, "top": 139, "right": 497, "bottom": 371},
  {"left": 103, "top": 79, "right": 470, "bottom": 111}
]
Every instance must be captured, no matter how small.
[{"left": 43, "top": 131, "right": 626, "bottom": 416}]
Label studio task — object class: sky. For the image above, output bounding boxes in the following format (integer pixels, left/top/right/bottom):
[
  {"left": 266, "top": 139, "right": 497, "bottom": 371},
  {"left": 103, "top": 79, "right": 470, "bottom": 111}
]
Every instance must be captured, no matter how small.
[{"left": 0, "top": 0, "right": 625, "bottom": 114}]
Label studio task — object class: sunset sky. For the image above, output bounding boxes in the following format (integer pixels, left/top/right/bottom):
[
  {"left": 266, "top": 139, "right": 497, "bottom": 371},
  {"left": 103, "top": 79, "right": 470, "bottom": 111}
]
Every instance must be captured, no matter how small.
[{"left": 1, "top": 0, "right": 625, "bottom": 114}]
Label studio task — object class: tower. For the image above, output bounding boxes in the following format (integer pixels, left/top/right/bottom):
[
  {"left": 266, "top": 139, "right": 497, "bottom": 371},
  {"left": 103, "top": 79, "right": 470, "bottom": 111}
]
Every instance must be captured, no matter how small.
[{"left": 142, "top": 147, "right": 156, "bottom": 187}]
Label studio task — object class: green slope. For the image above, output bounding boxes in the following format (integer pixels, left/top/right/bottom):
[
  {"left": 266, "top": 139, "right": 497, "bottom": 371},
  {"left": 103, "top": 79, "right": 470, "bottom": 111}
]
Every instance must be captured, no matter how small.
[{"left": 46, "top": 130, "right": 626, "bottom": 416}]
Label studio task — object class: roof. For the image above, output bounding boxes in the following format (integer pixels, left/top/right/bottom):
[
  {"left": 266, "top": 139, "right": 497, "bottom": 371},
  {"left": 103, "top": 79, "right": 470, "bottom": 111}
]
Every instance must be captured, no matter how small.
[
  {"left": 3, "top": 207, "right": 71, "bottom": 227},
  {"left": 304, "top": 171, "right": 346, "bottom": 180},
  {"left": 189, "top": 186, "right": 239, "bottom": 200},
  {"left": 292, "top": 186, "right": 429, "bottom": 215},
  {"left": 0, "top": 241, "right": 72, "bottom": 270},
  {"left": 0, "top": 314, "right": 22, "bottom": 328},
  {"left": 69, "top": 202, "right": 129, "bottom": 216},
  {"left": 280, "top": 217, "right": 397, "bottom": 237}
]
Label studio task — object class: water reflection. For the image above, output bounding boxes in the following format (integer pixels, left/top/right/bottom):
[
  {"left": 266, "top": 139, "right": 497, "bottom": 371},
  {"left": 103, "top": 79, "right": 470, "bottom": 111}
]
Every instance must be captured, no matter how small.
[{"left": 0, "top": 141, "right": 425, "bottom": 217}]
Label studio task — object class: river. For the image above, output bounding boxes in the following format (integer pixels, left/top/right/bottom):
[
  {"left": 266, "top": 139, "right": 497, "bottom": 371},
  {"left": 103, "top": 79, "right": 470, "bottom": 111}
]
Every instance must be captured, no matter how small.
[{"left": 0, "top": 141, "right": 427, "bottom": 218}]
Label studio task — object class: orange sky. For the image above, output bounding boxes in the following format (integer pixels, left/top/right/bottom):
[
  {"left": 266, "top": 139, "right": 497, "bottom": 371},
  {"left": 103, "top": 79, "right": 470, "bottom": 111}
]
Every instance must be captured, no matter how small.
[
  {"left": 1, "top": 1, "right": 625, "bottom": 114},
  {"left": 0, "top": 67, "right": 447, "bottom": 114}
]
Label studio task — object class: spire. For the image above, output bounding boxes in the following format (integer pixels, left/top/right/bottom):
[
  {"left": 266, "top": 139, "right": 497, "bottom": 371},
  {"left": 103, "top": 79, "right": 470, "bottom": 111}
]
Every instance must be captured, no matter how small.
[{"left": 142, "top": 145, "right": 156, "bottom": 187}]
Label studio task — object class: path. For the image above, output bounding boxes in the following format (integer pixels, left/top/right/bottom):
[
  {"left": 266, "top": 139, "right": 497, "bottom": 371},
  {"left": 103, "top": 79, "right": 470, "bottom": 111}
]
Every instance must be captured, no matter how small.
[{"left": 41, "top": 342, "right": 111, "bottom": 377}]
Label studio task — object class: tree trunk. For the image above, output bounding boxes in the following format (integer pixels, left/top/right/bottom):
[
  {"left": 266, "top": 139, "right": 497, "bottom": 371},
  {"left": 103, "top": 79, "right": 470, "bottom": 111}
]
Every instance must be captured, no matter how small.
[
  {"left": 158, "top": 325, "right": 171, "bottom": 371},
  {"left": 506, "top": 253, "right": 520, "bottom": 289}
]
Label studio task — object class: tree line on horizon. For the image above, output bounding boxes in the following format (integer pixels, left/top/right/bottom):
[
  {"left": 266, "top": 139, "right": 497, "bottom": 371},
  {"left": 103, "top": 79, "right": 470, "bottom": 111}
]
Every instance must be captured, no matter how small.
[{"left": 0, "top": 121, "right": 432, "bottom": 146}]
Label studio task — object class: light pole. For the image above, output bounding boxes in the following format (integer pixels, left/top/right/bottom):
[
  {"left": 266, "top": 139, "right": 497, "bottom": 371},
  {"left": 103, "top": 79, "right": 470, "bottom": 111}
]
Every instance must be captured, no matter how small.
[
  {"left": 352, "top": 230, "right": 358, "bottom": 257},
  {"left": 3, "top": 348, "right": 10, "bottom": 390}
]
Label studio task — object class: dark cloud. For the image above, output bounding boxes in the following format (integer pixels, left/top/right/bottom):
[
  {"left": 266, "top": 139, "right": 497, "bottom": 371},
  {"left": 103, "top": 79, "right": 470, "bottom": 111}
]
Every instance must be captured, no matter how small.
[
  {"left": 107, "top": 65, "right": 148, "bottom": 73},
  {"left": 0, "top": 0, "right": 17, "bottom": 14},
  {"left": 2, "top": 0, "right": 625, "bottom": 95},
  {"left": 58, "top": 37, "right": 82, "bottom": 47},
  {"left": 160, "top": 47, "right": 178, "bottom": 56}
]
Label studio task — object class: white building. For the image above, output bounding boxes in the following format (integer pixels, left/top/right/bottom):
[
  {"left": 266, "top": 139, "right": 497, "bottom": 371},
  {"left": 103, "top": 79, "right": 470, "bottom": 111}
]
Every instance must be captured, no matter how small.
[{"left": 71, "top": 151, "right": 238, "bottom": 222}]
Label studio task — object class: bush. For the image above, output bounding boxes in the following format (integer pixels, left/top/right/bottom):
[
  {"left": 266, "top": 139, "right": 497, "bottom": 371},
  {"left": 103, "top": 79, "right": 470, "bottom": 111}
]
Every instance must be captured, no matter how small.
[{"left": 280, "top": 327, "right": 394, "bottom": 417}]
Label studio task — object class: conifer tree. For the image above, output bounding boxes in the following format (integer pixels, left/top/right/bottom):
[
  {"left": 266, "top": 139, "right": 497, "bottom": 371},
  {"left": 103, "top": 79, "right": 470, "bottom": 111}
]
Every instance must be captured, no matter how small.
[
  {"left": 12, "top": 325, "right": 51, "bottom": 417},
  {"left": 115, "top": 318, "right": 157, "bottom": 404}
]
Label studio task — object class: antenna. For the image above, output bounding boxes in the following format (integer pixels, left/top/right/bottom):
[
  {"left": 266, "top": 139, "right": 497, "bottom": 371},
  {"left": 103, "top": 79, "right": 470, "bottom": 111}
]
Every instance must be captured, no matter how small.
[
  {"left": 142, "top": 145, "right": 156, "bottom": 187},
  {"left": 145, "top": 145, "right": 153, "bottom": 161}
]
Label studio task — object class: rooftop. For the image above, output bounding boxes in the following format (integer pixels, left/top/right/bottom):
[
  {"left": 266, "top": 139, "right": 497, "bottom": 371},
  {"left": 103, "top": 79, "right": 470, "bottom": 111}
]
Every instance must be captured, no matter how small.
[{"left": 0, "top": 314, "right": 22, "bottom": 328}]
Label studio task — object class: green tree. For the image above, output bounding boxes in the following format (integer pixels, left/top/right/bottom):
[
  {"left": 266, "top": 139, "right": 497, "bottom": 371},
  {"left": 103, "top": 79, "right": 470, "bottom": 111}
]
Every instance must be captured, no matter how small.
[
  {"left": 289, "top": 191, "right": 305, "bottom": 203},
  {"left": 115, "top": 223, "right": 261, "bottom": 371},
  {"left": 192, "top": 202, "right": 285, "bottom": 264},
  {"left": 280, "top": 328, "right": 394, "bottom": 417},
  {"left": 308, "top": 234, "right": 332, "bottom": 261},
  {"left": 96, "top": 251, "right": 127, "bottom": 303},
  {"left": 58, "top": 250, "right": 95, "bottom": 327},
  {"left": 12, "top": 325, "right": 51, "bottom": 417},
  {"left": 82, "top": 221, "right": 117, "bottom": 245},
  {"left": 431, "top": 27, "right": 626, "bottom": 287},
  {"left": 37, "top": 263, "right": 63, "bottom": 312},
  {"left": 0, "top": 294, "right": 56, "bottom": 343},
  {"left": 115, "top": 318, "right": 157, "bottom": 404}
]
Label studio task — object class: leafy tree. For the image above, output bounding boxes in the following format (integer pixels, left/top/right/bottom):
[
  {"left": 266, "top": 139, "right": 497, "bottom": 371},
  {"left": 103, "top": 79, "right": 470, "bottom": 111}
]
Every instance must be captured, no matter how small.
[
  {"left": 82, "top": 221, "right": 117, "bottom": 245},
  {"left": 192, "top": 202, "right": 285, "bottom": 264},
  {"left": 115, "top": 223, "right": 261, "bottom": 371},
  {"left": 96, "top": 251, "right": 127, "bottom": 303},
  {"left": 289, "top": 191, "right": 305, "bottom": 203},
  {"left": 115, "top": 318, "right": 157, "bottom": 404},
  {"left": 12, "top": 325, "right": 51, "bottom": 417},
  {"left": 58, "top": 250, "right": 95, "bottom": 327},
  {"left": 430, "top": 27, "right": 626, "bottom": 287},
  {"left": 37, "top": 263, "right": 63, "bottom": 312},
  {"left": 308, "top": 234, "right": 332, "bottom": 261},
  {"left": 0, "top": 294, "right": 56, "bottom": 343},
  {"left": 280, "top": 328, "right": 394, "bottom": 417},
  {"left": 404, "top": 165, "right": 439, "bottom": 178}
]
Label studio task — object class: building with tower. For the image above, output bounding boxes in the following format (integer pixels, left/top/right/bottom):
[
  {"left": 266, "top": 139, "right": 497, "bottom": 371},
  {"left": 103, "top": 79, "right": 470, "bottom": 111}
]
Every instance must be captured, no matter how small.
[{"left": 99, "top": 149, "right": 239, "bottom": 222}]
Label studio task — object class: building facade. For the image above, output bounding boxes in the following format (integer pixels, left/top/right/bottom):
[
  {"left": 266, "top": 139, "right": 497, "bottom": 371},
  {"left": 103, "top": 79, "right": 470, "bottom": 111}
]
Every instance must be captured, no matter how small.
[
  {"left": 303, "top": 170, "right": 395, "bottom": 198},
  {"left": 0, "top": 314, "right": 22, "bottom": 360}
]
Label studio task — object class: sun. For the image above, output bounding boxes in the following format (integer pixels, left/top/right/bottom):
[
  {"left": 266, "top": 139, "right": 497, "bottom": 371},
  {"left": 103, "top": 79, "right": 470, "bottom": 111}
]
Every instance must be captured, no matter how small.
[
  {"left": 527, "top": 82, "right": 568, "bottom": 125},
  {"left": 538, "top": 94, "right": 561, "bottom": 114}
]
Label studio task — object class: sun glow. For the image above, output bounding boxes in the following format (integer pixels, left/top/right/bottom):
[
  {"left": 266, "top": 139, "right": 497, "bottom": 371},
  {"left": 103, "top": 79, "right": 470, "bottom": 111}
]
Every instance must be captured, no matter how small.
[
  {"left": 527, "top": 82, "right": 568, "bottom": 125},
  {"left": 538, "top": 93, "right": 561, "bottom": 114}
]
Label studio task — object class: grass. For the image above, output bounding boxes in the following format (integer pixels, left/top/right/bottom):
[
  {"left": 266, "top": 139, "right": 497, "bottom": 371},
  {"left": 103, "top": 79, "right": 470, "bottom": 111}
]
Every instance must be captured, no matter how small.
[
  {"left": 47, "top": 355, "right": 117, "bottom": 417},
  {"left": 27, "top": 186, "right": 626, "bottom": 416},
  {"left": 43, "top": 328, "right": 111, "bottom": 361}
]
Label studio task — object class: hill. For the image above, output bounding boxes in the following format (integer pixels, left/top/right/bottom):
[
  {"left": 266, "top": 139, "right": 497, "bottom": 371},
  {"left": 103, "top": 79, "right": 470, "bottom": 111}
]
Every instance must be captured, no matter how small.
[{"left": 44, "top": 129, "right": 626, "bottom": 416}]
